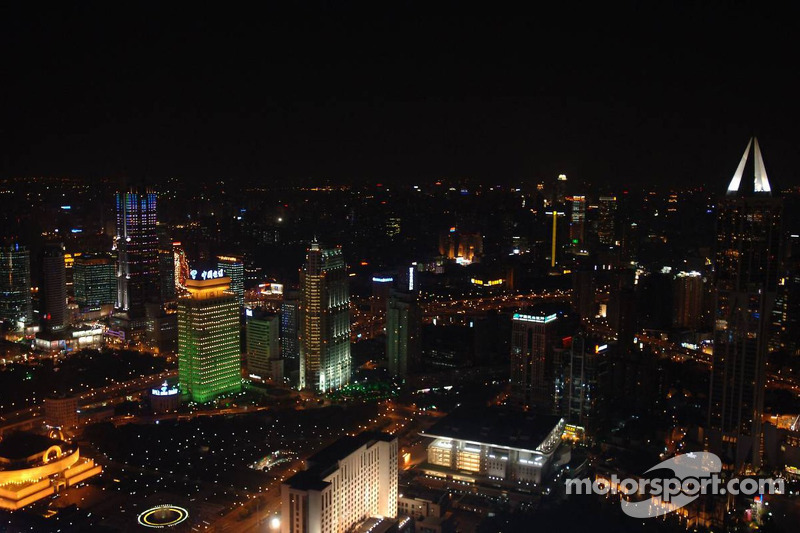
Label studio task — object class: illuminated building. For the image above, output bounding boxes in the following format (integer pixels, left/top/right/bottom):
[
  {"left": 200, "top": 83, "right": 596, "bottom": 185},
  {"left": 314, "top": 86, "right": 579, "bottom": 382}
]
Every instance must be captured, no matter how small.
[
  {"left": 281, "top": 432, "right": 398, "bottom": 533},
  {"left": 386, "top": 216, "right": 401, "bottom": 237},
  {"left": 370, "top": 275, "right": 393, "bottom": 318},
  {"left": 438, "top": 230, "right": 483, "bottom": 264},
  {"left": 217, "top": 255, "right": 244, "bottom": 306},
  {"left": 708, "top": 137, "right": 782, "bottom": 470},
  {"left": 178, "top": 274, "right": 241, "bottom": 403},
  {"left": 555, "top": 173, "right": 567, "bottom": 203},
  {"left": 281, "top": 289, "right": 300, "bottom": 376},
  {"left": 0, "top": 432, "right": 101, "bottom": 511},
  {"left": 44, "top": 394, "right": 78, "bottom": 430},
  {"left": 40, "top": 242, "right": 67, "bottom": 332},
  {"left": 0, "top": 244, "right": 33, "bottom": 329},
  {"left": 564, "top": 334, "right": 608, "bottom": 431},
  {"left": 386, "top": 290, "right": 421, "bottom": 377},
  {"left": 510, "top": 307, "right": 572, "bottom": 413},
  {"left": 420, "top": 406, "right": 565, "bottom": 487},
  {"left": 597, "top": 196, "right": 618, "bottom": 245},
  {"left": 158, "top": 233, "right": 176, "bottom": 303},
  {"left": 246, "top": 309, "right": 283, "bottom": 382},
  {"left": 73, "top": 253, "right": 116, "bottom": 309},
  {"left": 299, "top": 242, "right": 351, "bottom": 392},
  {"left": 149, "top": 381, "right": 180, "bottom": 413},
  {"left": 673, "top": 271, "right": 704, "bottom": 329},
  {"left": 566, "top": 195, "right": 586, "bottom": 251},
  {"left": 173, "top": 242, "right": 189, "bottom": 292},
  {"left": 115, "top": 187, "right": 160, "bottom": 318}
]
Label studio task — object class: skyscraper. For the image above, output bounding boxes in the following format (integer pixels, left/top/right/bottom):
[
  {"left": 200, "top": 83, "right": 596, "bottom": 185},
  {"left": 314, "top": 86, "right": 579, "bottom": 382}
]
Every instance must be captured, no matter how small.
[
  {"left": 0, "top": 244, "right": 33, "bottom": 329},
  {"left": 386, "top": 290, "right": 421, "bottom": 377},
  {"left": 708, "top": 138, "right": 782, "bottom": 470},
  {"left": 597, "top": 196, "right": 618, "bottom": 245},
  {"left": 567, "top": 195, "right": 587, "bottom": 251},
  {"left": 673, "top": 271, "right": 705, "bottom": 329},
  {"left": 74, "top": 253, "right": 116, "bottom": 309},
  {"left": 565, "top": 333, "right": 608, "bottom": 432},
  {"left": 510, "top": 306, "right": 571, "bottom": 413},
  {"left": 299, "top": 242, "right": 351, "bottom": 392},
  {"left": 280, "top": 289, "right": 300, "bottom": 376},
  {"left": 246, "top": 308, "right": 282, "bottom": 382},
  {"left": 41, "top": 242, "right": 67, "bottom": 332},
  {"left": 178, "top": 273, "right": 242, "bottom": 403},
  {"left": 115, "top": 188, "right": 160, "bottom": 318},
  {"left": 216, "top": 255, "right": 244, "bottom": 306}
]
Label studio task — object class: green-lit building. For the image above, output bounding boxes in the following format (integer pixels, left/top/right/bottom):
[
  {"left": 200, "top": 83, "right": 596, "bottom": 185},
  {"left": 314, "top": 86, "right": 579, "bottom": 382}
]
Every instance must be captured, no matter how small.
[
  {"left": 178, "top": 274, "right": 241, "bottom": 403},
  {"left": 0, "top": 244, "right": 33, "bottom": 329}
]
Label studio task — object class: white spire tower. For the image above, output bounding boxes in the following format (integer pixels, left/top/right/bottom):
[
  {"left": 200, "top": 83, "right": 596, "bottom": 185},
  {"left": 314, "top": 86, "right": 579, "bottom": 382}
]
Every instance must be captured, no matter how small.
[{"left": 727, "top": 137, "right": 772, "bottom": 196}]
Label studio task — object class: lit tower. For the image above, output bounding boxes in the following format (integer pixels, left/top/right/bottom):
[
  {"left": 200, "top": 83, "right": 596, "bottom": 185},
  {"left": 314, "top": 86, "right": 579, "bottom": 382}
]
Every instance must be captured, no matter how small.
[
  {"left": 178, "top": 271, "right": 242, "bottom": 403},
  {"left": 299, "top": 241, "right": 351, "bottom": 392},
  {"left": 0, "top": 244, "right": 33, "bottom": 329},
  {"left": 115, "top": 188, "right": 160, "bottom": 318},
  {"left": 216, "top": 255, "right": 244, "bottom": 306},
  {"left": 41, "top": 242, "right": 67, "bottom": 332},
  {"left": 708, "top": 138, "right": 782, "bottom": 470}
]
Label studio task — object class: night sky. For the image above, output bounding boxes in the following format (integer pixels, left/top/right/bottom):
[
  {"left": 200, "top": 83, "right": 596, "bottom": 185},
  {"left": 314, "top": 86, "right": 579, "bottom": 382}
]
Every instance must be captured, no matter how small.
[{"left": 2, "top": 3, "right": 797, "bottom": 188}]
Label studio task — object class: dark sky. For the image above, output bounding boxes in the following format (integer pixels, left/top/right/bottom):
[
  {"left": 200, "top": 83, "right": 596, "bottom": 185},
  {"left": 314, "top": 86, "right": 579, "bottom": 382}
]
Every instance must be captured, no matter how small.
[{"left": 2, "top": 3, "right": 798, "bottom": 188}]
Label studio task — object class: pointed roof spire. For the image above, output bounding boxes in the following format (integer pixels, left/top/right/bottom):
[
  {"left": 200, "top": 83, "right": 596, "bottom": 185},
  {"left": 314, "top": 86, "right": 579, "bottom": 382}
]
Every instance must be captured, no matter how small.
[
  {"left": 753, "top": 138, "right": 772, "bottom": 194},
  {"left": 726, "top": 137, "right": 772, "bottom": 196}
]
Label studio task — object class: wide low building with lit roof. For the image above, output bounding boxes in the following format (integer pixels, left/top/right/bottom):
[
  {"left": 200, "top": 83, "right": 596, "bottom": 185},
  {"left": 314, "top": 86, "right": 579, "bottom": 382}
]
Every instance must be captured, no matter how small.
[
  {"left": 0, "top": 432, "right": 102, "bottom": 510},
  {"left": 419, "top": 406, "right": 566, "bottom": 489}
]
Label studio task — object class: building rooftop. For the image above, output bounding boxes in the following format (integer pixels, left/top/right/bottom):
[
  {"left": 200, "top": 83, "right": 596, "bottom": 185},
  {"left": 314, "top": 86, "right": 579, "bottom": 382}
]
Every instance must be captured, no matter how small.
[
  {"left": 284, "top": 432, "right": 395, "bottom": 491},
  {"left": 420, "top": 406, "right": 562, "bottom": 452}
]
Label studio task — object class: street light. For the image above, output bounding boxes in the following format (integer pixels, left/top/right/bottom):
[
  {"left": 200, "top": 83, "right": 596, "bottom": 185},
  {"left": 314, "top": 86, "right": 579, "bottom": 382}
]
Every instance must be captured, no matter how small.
[{"left": 270, "top": 516, "right": 280, "bottom": 530}]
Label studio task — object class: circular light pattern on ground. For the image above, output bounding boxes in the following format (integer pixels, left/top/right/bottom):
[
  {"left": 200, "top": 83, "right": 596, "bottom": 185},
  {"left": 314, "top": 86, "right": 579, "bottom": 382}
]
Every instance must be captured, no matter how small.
[{"left": 137, "top": 504, "right": 189, "bottom": 528}]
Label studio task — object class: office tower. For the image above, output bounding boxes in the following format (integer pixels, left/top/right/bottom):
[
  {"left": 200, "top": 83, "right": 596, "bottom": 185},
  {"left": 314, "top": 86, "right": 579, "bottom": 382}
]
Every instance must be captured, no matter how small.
[
  {"left": 178, "top": 274, "right": 241, "bottom": 403},
  {"left": 158, "top": 231, "right": 176, "bottom": 303},
  {"left": 0, "top": 244, "right": 33, "bottom": 329},
  {"left": 386, "top": 290, "right": 421, "bottom": 377},
  {"left": 597, "top": 196, "right": 618, "bottom": 245},
  {"left": 565, "top": 334, "right": 608, "bottom": 431},
  {"left": 281, "top": 289, "right": 300, "bottom": 374},
  {"left": 44, "top": 393, "right": 79, "bottom": 429},
  {"left": 246, "top": 308, "right": 282, "bottom": 382},
  {"left": 708, "top": 138, "right": 782, "bottom": 470},
  {"left": 115, "top": 188, "right": 160, "bottom": 318},
  {"left": 173, "top": 242, "right": 189, "bottom": 292},
  {"left": 673, "top": 271, "right": 704, "bottom": 329},
  {"left": 40, "top": 242, "right": 67, "bottom": 332},
  {"left": 371, "top": 274, "right": 393, "bottom": 317},
  {"left": 281, "top": 432, "right": 398, "bottom": 533},
  {"left": 571, "top": 268, "right": 595, "bottom": 321},
  {"left": 510, "top": 306, "right": 571, "bottom": 413},
  {"left": 567, "top": 195, "right": 587, "bottom": 250},
  {"left": 438, "top": 229, "right": 483, "bottom": 264},
  {"left": 217, "top": 255, "right": 244, "bottom": 306},
  {"left": 555, "top": 173, "right": 568, "bottom": 203},
  {"left": 299, "top": 242, "right": 351, "bottom": 392},
  {"left": 74, "top": 253, "right": 116, "bottom": 309}
]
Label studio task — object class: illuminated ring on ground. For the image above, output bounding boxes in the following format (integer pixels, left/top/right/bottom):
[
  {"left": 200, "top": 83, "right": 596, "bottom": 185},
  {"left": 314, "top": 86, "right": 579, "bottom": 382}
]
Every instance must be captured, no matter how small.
[{"left": 137, "top": 505, "right": 189, "bottom": 528}]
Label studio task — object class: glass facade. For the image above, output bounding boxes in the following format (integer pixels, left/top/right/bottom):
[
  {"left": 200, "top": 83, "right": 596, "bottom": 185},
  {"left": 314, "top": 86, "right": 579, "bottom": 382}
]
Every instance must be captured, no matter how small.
[{"left": 0, "top": 244, "right": 33, "bottom": 328}]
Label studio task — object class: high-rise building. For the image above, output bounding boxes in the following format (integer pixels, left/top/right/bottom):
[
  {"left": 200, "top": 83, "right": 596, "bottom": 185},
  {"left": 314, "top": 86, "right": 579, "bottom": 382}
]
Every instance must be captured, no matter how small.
[
  {"left": 597, "top": 196, "right": 618, "bottom": 245},
  {"left": 281, "top": 289, "right": 300, "bottom": 376},
  {"left": 299, "top": 242, "right": 351, "bottom": 392},
  {"left": 708, "top": 138, "right": 782, "bottom": 470},
  {"left": 564, "top": 334, "right": 608, "bottom": 432},
  {"left": 115, "top": 188, "right": 160, "bottom": 318},
  {"left": 73, "top": 253, "right": 116, "bottom": 309},
  {"left": 178, "top": 274, "right": 242, "bottom": 403},
  {"left": 246, "top": 308, "right": 282, "bottom": 382},
  {"left": 281, "top": 432, "right": 398, "bottom": 533},
  {"left": 567, "top": 195, "right": 587, "bottom": 250},
  {"left": 510, "top": 306, "right": 572, "bottom": 413},
  {"left": 40, "top": 242, "right": 67, "bottom": 332},
  {"left": 0, "top": 244, "right": 33, "bottom": 329},
  {"left": 217, "top": 255, "right": 244, "bottom": 306},
  {"left": 673, "top": 271, "right": 704, "bottom": 329},
  {"left": 386, "top": 290, "right": 421, "bottom": 377},
  {"left": 158, "top": 230, "right": 176, "bottom": 303},
  {"left": 571, "top": 268, "right": 595, "bottom": 321}
]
